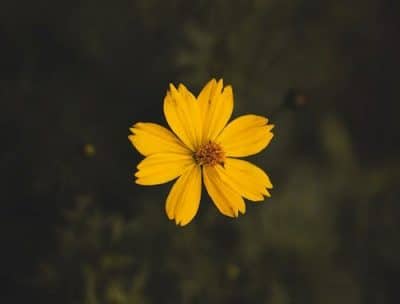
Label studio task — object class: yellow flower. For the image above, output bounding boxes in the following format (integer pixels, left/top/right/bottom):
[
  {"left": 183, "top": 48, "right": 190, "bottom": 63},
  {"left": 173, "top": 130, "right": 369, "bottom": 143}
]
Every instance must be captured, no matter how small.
[{"left": 129, "top": 79, "right": 274, "bottom": 226}]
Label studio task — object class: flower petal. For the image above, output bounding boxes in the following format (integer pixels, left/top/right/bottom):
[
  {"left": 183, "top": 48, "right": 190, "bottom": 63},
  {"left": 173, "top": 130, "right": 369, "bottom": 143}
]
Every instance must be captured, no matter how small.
[
  {"left": 129, "top": 122, "right": 190, "bottom": 156},
  {"left": 178, "top": 84, "right": 203, "bottom": 148},
  {"left": 164, "top": 84, "right": 202, "bottom": 151},
  {"left": 135, "top": 153, "right": 194, "bottom": 185},
  {"left": 165, "top": 164, "right": 202, "bottom": 226},
  {"left": 203, "top": 165, "right": 245, "bottom": 217},
  {"left": 199, "top": 79, "right": 234, "bottom": 142},
  {"left": 216, "top": 158, "right": 272, "bottom": 200},
  {"left": 217, "top": 114, "right": 274, "bottom": 157},
  {"left": 198, "top": 78, "right": 219, "bottom": 122}
]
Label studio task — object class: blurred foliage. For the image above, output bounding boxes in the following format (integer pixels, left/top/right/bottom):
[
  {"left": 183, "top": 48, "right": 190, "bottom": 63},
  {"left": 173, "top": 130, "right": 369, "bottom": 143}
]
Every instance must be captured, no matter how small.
[{"left": 1, "top": 0, "right": 400, "bottom": 303}]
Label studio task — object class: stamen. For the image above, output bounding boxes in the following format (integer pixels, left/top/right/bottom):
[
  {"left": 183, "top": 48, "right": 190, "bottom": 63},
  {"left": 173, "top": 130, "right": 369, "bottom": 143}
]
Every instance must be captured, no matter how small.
[{"left": 194, "top": 141, "right": 225, "bottom": 166}]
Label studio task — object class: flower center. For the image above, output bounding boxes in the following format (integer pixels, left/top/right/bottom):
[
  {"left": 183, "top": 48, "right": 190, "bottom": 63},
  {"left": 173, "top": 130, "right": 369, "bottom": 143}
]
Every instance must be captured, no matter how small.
[{"left": 194, "top": 141, "right": 225, "bottom": 166}]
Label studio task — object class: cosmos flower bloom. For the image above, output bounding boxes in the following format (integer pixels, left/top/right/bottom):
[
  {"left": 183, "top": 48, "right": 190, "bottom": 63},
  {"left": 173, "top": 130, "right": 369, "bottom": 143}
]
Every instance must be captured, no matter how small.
[{"left": 129, "top": 79, "right": 274, "bottom": 226}]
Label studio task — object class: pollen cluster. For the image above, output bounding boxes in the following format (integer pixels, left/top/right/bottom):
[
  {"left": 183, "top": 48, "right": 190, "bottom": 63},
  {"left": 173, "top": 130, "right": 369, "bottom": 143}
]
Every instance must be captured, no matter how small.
[{"left": 194, "top": 141, "right": 225, "bottom": 166}]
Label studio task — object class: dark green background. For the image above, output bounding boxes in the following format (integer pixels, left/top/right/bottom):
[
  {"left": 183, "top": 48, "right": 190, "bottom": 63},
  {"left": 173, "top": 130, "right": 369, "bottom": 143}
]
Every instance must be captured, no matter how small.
[{"left": 2, "top": 0, "right": 399, "bottom": 303}]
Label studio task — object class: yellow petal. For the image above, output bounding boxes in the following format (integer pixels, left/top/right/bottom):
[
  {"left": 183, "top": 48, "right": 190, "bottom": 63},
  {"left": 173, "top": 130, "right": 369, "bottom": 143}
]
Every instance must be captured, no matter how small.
[
  {"left": 217, "top": 114, "right": 274, "bottom": 157},
  {"left": 165, "top": 164, "right": 202, "bottom": 226},
  {"left": 217, "top": 158, "right": 272, "bottom": 200},
  {"left": 163, "top": 91, "right": 193, "bottom": 150},
  {"left": 198, "top": 78, "right": 217, "bottom": 122},
  {"left": 129, "top": 122, "right": 190, "bottom": 156},
  {"left": 202, "top": 81, "right": 233, "bottom": 142},
  {"left": 226, "top": 158, "right": 272, "bottom": 189},
  {"left": 164, "top": 84, "right": 202, "bottom": 151},
  {"left": 135, "top": 153, "right": 194, "bottom": 185},
  {"left": 178, "top": 84, "right": 202, "bottom": 148},
  {"left": 203, "top": 166, "right": 245, "bottom": 217}
]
